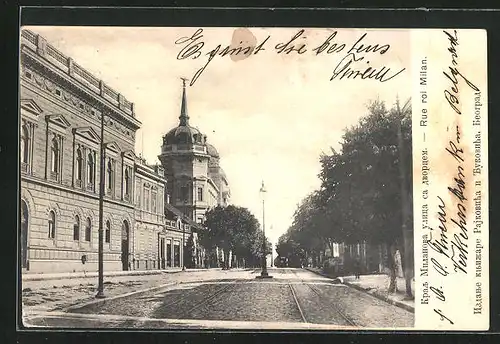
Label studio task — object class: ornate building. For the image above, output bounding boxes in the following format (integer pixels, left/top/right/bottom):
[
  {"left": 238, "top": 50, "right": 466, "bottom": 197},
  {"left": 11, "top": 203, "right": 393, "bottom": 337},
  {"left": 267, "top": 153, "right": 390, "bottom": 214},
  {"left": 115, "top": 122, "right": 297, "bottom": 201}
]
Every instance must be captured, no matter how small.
[
  {"left": 158, "top": 80, "right": 231, "bottom": 268},
  {"left": 19, "top": 29, "right": 195, "bottom": 273},
  {"left": 158, "top": 80, "right": 230, "bottom": 224}
]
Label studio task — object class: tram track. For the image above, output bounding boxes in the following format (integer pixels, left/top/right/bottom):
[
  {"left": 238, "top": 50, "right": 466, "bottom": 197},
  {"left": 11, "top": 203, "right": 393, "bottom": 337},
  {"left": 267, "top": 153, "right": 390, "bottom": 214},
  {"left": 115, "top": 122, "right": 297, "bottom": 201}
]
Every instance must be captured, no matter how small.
[
  {"left": 289, "top": 269, "right": 357, "bottom": 326},
  {"left": 288, "top": 283, "right": 307, "bottom": 323},
  {"left": 177, "top": 282, "right": 235, "bottom": 318}
]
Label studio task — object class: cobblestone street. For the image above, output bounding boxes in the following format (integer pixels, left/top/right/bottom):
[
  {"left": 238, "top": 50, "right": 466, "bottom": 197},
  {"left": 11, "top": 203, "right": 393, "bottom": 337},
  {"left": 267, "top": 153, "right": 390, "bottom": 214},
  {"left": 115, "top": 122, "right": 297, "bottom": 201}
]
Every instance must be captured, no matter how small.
[{"left": 22, "top": 268, "right": 414, "bottom": 329}]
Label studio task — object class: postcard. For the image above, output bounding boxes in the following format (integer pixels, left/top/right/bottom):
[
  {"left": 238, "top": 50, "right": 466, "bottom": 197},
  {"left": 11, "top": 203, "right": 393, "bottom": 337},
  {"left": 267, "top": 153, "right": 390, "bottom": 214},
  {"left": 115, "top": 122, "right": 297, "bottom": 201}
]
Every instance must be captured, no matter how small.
[{"left": 18, "top": 26, "right": 488, "bottom": 330}]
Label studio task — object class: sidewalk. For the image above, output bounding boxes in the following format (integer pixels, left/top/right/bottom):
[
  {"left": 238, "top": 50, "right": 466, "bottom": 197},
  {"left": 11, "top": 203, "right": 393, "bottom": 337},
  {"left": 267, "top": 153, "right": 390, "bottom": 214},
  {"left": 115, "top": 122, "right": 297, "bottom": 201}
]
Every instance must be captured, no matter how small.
[
  {"left": 306, "top": 268, "right": 415, "bottom": 313},
  {"left": 21, "top": 268, "right": 250, "bottom": 315},
  {"left": 22, "top": 268, "right": 210, "bottom": 282}
]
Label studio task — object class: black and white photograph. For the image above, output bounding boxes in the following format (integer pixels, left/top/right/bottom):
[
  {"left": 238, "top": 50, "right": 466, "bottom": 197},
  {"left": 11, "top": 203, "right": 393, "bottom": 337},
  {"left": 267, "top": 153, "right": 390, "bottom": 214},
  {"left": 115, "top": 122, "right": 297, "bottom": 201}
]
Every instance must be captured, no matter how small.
[{"left": 17, "top": 24, "right": 487, "bottom": 331}]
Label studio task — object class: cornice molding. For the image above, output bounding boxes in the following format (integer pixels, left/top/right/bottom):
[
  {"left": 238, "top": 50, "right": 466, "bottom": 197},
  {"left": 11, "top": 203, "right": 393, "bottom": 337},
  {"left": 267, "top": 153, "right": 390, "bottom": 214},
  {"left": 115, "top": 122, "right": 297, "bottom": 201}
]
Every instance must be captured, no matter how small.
[{"left": 21, "top": 46, "right": 141, "bottom": 131}]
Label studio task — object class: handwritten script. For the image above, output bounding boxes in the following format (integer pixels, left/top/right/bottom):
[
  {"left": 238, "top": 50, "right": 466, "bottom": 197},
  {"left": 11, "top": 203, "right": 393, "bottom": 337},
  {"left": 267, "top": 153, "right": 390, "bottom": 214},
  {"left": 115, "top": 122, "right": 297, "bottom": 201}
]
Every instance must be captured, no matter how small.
[
  {"left": 174, "top": 28, "right": 406, "bottom": 86},
  {"left": 443, "top": 30, "right": 480, "bottom": 114},
  {"left": 425, "top": 29, "right": 483, "bottom": 328}
]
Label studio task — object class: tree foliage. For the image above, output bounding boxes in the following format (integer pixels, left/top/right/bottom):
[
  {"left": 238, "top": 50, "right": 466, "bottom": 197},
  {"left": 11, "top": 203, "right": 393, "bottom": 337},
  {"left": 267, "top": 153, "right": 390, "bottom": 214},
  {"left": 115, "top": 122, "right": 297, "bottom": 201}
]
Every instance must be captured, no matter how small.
[
  {"left": 199, "top": 205, "right": 271, "bottom": 268},
  {"left": 277, "top": 98, "right": 413, "bottom": 293}
]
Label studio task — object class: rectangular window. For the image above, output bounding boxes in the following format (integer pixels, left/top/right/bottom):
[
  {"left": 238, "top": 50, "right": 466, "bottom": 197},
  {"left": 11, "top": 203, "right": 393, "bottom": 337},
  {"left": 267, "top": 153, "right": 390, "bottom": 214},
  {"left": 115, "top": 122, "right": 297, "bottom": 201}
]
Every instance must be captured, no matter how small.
[
  {"left": 173, "top": 242, "right": 180, "bottom": 267},
  {"left": 152, "top": 190, "right": 157, "bottom": 213},
  {"left": 136, "top": 182, "right": 141, "bottom": 206},
  {"left": 167, "top": 241, "right": 172, "bottom": 267},
  {"left": 143, "top": 187, "right": 149, "bottom": 211},
  {"left": 197, "top": 187, "right": 203, "bottom": 202}
]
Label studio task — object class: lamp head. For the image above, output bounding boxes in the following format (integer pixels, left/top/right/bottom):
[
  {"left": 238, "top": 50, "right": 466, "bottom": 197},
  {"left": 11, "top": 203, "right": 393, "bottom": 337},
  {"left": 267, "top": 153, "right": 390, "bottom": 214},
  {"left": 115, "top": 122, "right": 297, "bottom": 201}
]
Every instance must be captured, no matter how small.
[{"left": 259, "top": 180, "right": 267, "bottom": 194}]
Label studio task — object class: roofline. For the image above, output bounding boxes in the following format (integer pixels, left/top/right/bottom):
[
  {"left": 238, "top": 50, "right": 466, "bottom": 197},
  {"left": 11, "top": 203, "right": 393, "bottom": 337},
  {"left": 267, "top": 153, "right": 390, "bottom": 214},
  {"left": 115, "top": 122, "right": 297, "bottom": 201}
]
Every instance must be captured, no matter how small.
[{"left": 20, "top": 29, "right": 141, "bottom": 130}]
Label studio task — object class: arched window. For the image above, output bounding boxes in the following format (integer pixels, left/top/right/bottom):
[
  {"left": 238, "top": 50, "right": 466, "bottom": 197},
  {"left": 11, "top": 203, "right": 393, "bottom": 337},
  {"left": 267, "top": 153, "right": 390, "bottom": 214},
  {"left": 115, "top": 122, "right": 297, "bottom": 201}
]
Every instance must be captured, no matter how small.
[
  {"left": 73, "top": 215, "right": 80, "bottom": 241},
  {"left": 124, "top": 168, "right": 130, "bottom": 196},
  {"left": 105, "top": 220, "right": 111, "bottom": 243},
  {"left": 76, "top": 148, "right": 83, "bottom": 181},
  {"left": 152, "top": 189, "right": 157, "bottom": 213},
  {"left": 107, "top": 159, "right": 113, "bottom": 190},
  {"left": 85, "top": 217, "right": 91, "bottom": 242},
  {"left": 48, "top": 210, "right": 56, "bottom": 239},
  {"left": 87, "top": 153, "right": 94, "bottom": 184},
  {"left": 50, "top": 138, "right": 59, "bottom": 173},
  {"left": 21, "top": 125, "right": 30, "bottom": 164}
]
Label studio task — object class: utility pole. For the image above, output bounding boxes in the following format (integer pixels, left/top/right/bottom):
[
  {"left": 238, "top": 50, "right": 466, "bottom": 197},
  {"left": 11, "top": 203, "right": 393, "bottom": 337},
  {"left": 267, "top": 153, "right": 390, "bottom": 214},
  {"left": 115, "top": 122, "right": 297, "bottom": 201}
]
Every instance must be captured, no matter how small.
[
  {"left": 257, "top": 181, "right": 272, "bottom": 279},
  {"left": 96, "top": 111, "right": 106, "bottom": 299}
]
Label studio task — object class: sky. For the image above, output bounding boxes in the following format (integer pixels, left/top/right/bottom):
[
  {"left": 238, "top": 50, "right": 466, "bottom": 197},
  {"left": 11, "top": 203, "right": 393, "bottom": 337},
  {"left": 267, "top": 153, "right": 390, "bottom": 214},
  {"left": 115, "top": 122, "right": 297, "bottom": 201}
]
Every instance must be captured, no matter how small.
[{"left": 24, "top": 26, "right": 411, "bottom": 249}]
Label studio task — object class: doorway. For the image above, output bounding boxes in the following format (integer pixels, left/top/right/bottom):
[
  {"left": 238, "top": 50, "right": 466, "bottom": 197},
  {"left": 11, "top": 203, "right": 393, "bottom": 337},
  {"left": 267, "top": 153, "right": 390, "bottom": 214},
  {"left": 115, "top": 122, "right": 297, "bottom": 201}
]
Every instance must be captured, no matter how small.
[
  {"left": 160, "top": 237, "right": 165, "bottom": 269},
  {"left": 20, "top": 200, "right": 29, "bottom": 269},
  {"left": 121, "top": 220, "right": 130, "bottom": 271}
]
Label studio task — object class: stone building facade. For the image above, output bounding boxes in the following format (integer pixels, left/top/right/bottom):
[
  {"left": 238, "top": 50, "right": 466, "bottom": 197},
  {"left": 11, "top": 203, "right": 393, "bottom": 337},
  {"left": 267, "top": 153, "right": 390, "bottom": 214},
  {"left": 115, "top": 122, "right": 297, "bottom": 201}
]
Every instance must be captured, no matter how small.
[
  {"left": 19, "top": 29, "right": 194, "bottom": 273},
  {"left": 158, "top": 81, "right": 232, "bottom": 268},
  {"left": 158, "top": 81, "right": 230, "bottom": 224}
]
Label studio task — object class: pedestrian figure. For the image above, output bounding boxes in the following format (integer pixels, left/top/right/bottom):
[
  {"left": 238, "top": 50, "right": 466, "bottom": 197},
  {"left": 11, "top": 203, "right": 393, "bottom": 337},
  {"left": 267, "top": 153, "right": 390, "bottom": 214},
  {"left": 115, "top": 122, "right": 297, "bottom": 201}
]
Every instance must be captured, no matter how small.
[{"left": 354, "top": 259, "right": 361, "bottom": 279}]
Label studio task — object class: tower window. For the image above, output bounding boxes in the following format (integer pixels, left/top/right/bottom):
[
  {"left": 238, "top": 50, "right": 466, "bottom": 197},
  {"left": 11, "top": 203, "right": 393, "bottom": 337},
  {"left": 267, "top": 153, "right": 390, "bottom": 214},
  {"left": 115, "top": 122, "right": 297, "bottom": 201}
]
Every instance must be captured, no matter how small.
[
  {"left": 152, "top": 190, "right": 157, "bottom": 213},
  {"left": 197, "top": 187, "right": 203, "bottom": 202}
]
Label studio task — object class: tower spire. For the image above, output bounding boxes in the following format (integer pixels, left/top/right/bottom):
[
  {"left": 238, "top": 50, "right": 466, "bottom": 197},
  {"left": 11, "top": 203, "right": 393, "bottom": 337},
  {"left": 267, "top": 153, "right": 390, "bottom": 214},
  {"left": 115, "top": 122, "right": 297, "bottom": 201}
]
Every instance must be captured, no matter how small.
[{"left": 179, "top": 77, "right": 189, "bottom": 126}]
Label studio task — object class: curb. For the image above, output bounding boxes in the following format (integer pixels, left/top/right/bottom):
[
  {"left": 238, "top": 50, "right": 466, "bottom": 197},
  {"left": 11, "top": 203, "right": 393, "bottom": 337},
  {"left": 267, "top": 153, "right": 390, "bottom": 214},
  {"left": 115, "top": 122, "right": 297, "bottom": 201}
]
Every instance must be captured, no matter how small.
[
  {"left": 305, "top": 268, "right": 414, "bottom": 313},
  {"left": 64, "top": 280, "right": 182, "bottom": 312},
  {"left": 304, "top": 267, "right": 342, "bottom": 283},
  {"left": 343, "top": 281, "right": 415, "bottom": 313},
  {"left": 22, "top": 268, "right": 213, "bottom": 282},
  {"left": 62, "top": 272, "right": 249, "bottom": 313}
]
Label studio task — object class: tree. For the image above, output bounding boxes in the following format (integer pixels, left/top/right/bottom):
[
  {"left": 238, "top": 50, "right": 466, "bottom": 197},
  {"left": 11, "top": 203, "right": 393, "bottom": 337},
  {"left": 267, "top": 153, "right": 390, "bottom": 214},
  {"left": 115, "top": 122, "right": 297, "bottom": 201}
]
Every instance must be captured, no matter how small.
[
  {"left": 184, "top": 233, "right": 196, "bottom": 269},
  {"left": 279, "top": 98, "right": 414, "bottom": 297},
  {"left": 319, "top": 99, "right": 413, "bottom": 296},
  {"left": 200, "top": 205, "right": 269, "bottom": 269}
]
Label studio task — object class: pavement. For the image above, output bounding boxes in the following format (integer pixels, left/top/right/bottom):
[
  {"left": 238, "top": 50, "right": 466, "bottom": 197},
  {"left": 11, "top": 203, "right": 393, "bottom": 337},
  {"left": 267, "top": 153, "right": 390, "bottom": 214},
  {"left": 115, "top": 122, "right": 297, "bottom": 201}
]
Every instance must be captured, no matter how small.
[
  {"left": 22, "top": 267, "right": 210, "bottom": 281},
  {"left": 21, "top": 268, "right": 247, "bottom": 315},
  {"left": 21, "top": 268, "right": 414, "bottom": 329},
  {"left": 305, "top": 267, "right": 415, "bottom": 313}
]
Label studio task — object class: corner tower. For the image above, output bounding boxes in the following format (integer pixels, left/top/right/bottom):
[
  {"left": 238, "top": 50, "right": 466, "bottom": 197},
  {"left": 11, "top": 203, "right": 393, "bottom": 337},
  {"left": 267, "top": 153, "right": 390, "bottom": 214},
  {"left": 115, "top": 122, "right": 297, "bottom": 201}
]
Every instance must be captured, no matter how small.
[{"left": 158, "top": 79, "right": 211, "bottom": 222}]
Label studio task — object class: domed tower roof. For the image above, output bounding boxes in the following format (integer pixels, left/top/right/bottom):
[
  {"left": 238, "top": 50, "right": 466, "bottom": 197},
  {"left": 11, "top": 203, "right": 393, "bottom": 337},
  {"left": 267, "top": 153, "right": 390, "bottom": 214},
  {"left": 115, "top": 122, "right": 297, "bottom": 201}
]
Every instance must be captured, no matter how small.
[
  {"left": 206, "top": 143, "right": 220, "bottom": 158},
  {"left": 163, "top": 78, "right": 207, "bottom": 146}
]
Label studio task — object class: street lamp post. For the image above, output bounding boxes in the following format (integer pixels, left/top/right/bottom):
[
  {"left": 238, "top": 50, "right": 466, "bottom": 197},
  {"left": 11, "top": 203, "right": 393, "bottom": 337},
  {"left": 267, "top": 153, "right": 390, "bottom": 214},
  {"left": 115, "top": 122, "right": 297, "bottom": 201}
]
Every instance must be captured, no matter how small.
[{"left": 257, "top": 181, "right": 272, "bottom": 279}]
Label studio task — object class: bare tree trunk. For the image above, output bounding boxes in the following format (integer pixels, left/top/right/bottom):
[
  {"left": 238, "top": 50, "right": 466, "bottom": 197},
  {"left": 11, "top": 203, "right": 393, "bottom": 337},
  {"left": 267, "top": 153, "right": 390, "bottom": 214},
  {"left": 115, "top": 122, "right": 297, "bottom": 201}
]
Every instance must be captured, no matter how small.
[
  {"left": 402, "top": 230, "right": 414, "bottom": 299},
  {"left": 223, "top": 250, "right": 230, "bottom": 270},
  {"left": 387, "top": 242, "right": 397, "bottom": 293},
  {"left": 397, "top": 99, "right": 414, "bottom": 300}
]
